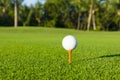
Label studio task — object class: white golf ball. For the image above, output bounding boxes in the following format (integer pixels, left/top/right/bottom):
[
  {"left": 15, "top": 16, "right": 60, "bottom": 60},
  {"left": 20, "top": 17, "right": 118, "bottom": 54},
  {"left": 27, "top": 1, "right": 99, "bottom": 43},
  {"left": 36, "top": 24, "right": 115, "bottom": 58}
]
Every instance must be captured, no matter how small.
[{"left": 62, "top": 35, "right": 77, "bottom": 50}]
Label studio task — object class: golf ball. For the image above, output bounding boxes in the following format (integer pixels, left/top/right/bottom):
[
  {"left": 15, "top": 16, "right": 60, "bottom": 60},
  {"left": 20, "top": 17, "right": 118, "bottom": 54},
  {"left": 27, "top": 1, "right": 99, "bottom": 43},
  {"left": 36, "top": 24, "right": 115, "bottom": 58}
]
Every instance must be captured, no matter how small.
[{"left": 62, "top": 35, "right": 77, "bottom": 50}]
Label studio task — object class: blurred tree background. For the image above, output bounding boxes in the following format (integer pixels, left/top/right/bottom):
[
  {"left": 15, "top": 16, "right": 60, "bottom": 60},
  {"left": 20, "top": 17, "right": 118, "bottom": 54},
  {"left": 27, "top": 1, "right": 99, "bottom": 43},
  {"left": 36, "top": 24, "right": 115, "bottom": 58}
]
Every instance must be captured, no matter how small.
[{"left": 0, "top": 0, "right": 120, "bottom": 31}]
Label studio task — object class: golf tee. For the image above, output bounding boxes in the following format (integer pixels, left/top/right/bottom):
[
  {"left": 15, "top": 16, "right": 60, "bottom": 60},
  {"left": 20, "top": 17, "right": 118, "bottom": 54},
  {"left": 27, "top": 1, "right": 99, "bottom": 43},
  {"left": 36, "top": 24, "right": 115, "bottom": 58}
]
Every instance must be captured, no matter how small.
[{"left": 68, "top": 50, "right": 72, "bottom": 64}]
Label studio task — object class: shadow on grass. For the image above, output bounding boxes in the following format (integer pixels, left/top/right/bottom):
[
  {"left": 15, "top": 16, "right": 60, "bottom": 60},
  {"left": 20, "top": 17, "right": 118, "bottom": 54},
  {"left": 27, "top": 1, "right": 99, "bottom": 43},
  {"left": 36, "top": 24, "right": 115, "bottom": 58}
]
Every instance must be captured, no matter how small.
[
  {"left": 98, "top": 54, "right": 120, "bottom": 58},
  {"left": 81, "top": 53, "right": 120, "bottom": 61}
]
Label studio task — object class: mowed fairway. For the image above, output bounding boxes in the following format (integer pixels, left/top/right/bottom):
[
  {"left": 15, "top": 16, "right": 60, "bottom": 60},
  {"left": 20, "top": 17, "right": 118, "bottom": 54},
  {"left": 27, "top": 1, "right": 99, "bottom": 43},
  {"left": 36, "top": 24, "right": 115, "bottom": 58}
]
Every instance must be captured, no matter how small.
[{"left": 0, "top": 27, "right": 120, "bottom": 80}]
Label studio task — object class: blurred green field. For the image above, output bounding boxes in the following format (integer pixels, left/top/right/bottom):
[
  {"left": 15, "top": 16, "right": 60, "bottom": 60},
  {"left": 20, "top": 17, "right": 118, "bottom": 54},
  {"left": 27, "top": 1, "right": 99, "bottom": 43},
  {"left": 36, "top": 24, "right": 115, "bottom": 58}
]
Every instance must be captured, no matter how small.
[{"left": 0, "top": 27, "right": 120, "bottom": 80}]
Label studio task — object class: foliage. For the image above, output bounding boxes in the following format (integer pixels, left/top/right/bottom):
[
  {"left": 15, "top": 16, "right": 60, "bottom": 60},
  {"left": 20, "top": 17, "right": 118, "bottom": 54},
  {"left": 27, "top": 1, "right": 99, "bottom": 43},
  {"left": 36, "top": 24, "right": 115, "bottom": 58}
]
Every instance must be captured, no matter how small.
[
  {"left": 0, "top": 0, "right": 120, "bottom": 30},
  {"left": 43, "top": 0, "right": 72, "bottom": 28},
  {"left": 0, "top": 27, "right": 120, "bottom": 79}
]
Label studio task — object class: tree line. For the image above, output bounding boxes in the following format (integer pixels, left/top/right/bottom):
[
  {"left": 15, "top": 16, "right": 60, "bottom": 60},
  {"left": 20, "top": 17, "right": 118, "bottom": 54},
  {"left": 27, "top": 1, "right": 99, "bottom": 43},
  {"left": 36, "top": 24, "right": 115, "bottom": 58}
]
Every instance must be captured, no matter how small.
[{"left": 0, "top": 0, "right": 120, "bottom": 31}]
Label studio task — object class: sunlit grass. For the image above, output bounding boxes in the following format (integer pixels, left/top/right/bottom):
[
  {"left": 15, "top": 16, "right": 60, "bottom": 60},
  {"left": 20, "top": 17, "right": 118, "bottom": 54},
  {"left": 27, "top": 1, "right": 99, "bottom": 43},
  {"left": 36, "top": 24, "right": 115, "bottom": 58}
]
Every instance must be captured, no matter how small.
[{"left": 0, "top": 27, "right": 120, "bottom": 80}]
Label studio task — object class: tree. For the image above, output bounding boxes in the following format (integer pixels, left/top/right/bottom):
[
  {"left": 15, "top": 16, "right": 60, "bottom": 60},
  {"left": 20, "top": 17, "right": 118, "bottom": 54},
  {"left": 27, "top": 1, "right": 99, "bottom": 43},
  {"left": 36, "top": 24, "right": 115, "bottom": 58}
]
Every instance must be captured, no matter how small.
[
  {"left": 99, "top": 0, "right": 119, "bottom": 31},
  {"left": 0, "top": 0, "right": 16, "bottom": 26},
  {"left": 110, "top": 0, "right": 120, "bottom": 30},
  {"left": 34, "top": 1, "right": 43, "bottom": 26},
  {"left": 12, "top": 0, "right": 24, "bottom": 27},
  {"left": 23, "top": 7, "right": 33, "bottom": 26},
  {"left": 44, "top": 0, "right": 71, "bottom": 28},
  {"left": 70, "top": 0, "right": 87, "bottom": 30},
  {"left": 87, "top": 0, "right": 100, "bottom": 31},
  {"left": 14, "top": 0, "right": 18, "bottom": 27}
]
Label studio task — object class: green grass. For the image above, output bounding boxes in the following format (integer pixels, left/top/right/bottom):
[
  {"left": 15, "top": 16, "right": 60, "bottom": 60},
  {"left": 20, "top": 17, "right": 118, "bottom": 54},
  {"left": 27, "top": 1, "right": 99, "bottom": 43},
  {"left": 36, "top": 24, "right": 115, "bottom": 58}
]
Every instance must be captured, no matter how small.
[{"left": 0, "top": 27, "right": 120, "bottom": 80}]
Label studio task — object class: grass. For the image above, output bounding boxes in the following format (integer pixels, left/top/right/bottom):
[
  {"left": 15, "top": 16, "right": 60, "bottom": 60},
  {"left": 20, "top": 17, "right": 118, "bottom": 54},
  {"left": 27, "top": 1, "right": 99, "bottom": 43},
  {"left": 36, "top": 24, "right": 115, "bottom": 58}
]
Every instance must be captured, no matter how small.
[{"left": 0, "top": 27, "right": 120, "bottom": 80}]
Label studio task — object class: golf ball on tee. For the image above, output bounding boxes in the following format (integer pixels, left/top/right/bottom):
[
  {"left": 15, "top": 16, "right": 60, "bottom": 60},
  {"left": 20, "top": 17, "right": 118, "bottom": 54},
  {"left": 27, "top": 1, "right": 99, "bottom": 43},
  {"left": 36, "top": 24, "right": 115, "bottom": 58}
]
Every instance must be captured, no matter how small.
[{"left": 62, "top": 35, "right": 77, "bottom": 50}]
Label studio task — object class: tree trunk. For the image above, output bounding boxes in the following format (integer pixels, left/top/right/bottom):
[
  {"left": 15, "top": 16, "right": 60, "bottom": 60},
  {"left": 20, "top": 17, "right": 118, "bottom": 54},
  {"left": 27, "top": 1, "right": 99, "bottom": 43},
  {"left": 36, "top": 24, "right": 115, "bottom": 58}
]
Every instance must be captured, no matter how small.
[
  {"left": 87, "top": 4, "right": 93, "bottom": 31},
  {"left": 23, "top": 9, "right": 33, "bottom": 26},
  {"left": 77, "top": 13, "right": 80, "bottom": 30},
  {"left": 36, "top": 18, "right": 41, "bottom": 26},
  {"left": 14, "top": 0, "right": 18, "bottom": 27},
  {"left": 92, "top": 10, "right": 96, "bottom": 30}
]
